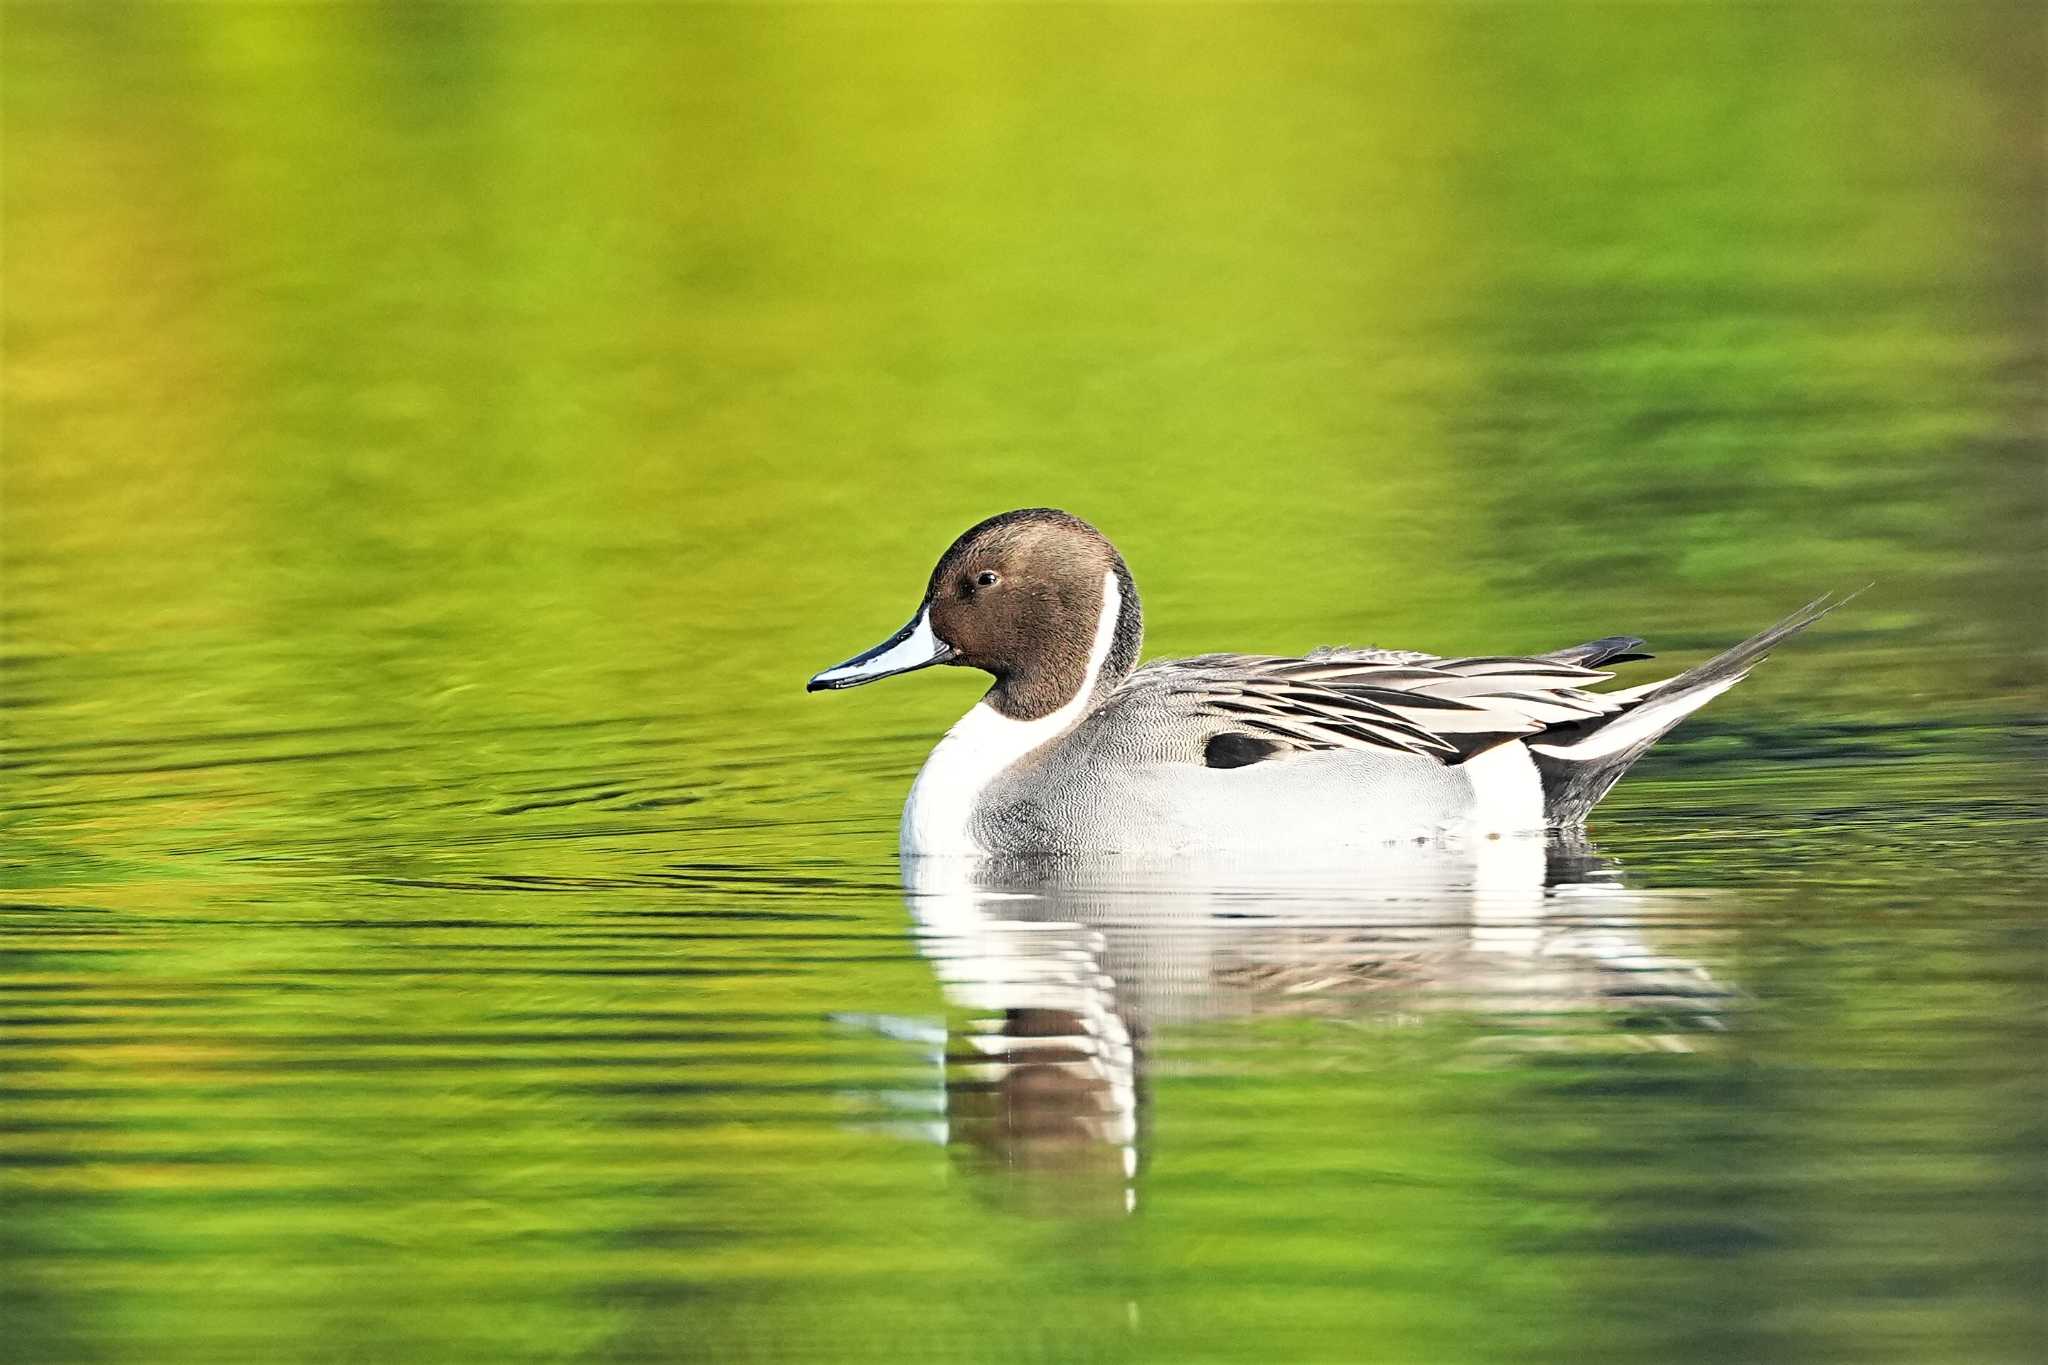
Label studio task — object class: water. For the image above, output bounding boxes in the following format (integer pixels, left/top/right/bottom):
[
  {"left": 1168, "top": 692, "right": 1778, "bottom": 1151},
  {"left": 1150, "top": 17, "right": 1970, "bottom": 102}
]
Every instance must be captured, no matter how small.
[{"left": 4, "top": 4, "right": 2043, "bottom": 1362}]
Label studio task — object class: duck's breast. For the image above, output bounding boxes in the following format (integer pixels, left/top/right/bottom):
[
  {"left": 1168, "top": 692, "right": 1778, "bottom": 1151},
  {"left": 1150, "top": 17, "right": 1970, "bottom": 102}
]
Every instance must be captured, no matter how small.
[{"left": 967, "top": 715, "right": 1488, "bottom": 855}]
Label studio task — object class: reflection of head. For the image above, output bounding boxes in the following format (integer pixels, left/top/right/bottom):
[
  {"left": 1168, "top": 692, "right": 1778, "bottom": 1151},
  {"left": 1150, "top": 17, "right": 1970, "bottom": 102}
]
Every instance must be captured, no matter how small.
[
  {"left": 946, "top": 1005, "right": 1139, "bottom": 1218},
  {"left": 917, "top": 912, "right": 1139, "bottom": 1217}
]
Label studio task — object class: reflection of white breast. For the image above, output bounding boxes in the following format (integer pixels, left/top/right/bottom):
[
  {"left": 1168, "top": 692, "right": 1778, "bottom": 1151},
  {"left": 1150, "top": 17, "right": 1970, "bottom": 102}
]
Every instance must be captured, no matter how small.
[
  {"left": 905, "top": 845, "right": 1726, "bottom": 1029},
  {"left": 901, "top": 572, "right": 1124, "bottom": 858}
]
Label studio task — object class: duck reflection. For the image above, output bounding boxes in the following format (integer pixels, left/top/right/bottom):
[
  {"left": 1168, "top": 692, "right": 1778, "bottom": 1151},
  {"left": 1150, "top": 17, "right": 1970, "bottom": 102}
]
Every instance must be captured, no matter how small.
[{"left": 896, "top": 837, "right": 1730, "bottom": 1215}]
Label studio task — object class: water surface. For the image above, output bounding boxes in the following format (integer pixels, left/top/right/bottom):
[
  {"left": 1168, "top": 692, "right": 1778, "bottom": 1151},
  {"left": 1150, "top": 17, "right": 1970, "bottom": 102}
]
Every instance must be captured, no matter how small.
[{"left": 4, "top": 5, "right": 2042, "bottom": 1363}]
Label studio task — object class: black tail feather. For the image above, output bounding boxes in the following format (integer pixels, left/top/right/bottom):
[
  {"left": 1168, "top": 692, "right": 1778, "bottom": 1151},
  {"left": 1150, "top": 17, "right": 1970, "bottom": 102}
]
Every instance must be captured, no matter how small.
[{"left": 1543, "top": 634, "right": 1655, "bottom": 668}]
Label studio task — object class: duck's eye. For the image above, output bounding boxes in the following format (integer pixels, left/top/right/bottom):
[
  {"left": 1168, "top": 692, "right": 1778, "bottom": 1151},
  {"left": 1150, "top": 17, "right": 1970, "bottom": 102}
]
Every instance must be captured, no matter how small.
[{"left": 975, "top": 571, "right": 1000, "bottom": 589}]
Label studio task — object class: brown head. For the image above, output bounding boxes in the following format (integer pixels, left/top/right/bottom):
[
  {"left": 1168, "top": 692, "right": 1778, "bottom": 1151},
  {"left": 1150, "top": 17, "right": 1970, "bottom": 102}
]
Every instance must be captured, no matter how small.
[{"left": 807, "top": 508, "right": 1144, "bottom": 721}]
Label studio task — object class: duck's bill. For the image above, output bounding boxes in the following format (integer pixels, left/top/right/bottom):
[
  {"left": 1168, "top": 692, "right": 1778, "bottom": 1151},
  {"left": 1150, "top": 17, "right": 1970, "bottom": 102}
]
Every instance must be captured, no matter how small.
[{"left": 807, "top": 610, "right": 956, "bottom": 691}]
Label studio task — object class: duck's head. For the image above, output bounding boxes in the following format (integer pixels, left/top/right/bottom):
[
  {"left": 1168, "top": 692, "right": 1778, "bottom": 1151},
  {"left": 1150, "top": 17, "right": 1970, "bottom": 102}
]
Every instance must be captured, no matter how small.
[{"left": 807, "top": 508, "right": 1144, "bottom": 721}]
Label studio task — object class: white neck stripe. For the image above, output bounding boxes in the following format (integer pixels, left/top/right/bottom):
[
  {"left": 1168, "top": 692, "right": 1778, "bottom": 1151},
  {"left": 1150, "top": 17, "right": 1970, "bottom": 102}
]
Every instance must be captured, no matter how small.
[{"left": 1076, "top": 568, "right": 1123, "bottom": 707}]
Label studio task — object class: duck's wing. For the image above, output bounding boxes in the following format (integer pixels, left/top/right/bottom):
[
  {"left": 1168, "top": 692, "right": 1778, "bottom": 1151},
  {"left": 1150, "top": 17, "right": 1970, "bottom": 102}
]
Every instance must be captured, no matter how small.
[
  {"left": 1148, "top": 595, "right": 1851, "bottom": 786},
  {"left": 1152, "top": 648, "right": 1643, "bottom": 765}
]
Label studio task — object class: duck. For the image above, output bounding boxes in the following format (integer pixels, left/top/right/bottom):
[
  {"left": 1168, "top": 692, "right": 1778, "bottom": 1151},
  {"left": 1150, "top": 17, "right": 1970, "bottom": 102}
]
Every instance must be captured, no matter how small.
[{"left": 807, "top": 508, "right": 1846, "bottom": 858}]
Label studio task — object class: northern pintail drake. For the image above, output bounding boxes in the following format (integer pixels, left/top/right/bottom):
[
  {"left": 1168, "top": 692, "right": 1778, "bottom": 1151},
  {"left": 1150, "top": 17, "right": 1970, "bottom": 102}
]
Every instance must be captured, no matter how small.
[{"left": 808, "top": 508, "right": 1846, "bottom": 857}]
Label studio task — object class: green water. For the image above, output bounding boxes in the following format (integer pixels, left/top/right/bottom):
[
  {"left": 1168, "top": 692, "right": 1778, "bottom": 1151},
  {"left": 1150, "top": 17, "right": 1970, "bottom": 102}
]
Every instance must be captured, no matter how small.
[{"left": 4, "top": 4, "right": 2043, "bottom": 1362}]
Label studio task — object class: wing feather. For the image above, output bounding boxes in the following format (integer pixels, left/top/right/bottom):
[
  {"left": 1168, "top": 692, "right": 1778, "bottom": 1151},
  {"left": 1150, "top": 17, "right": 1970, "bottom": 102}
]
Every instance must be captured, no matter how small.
[{"left": 1159, "top": 643, "right": 1645, "bottom": 765}]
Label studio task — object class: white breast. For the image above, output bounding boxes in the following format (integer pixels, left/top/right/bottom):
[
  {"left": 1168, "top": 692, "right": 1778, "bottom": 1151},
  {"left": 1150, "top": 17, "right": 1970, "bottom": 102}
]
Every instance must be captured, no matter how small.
[{"left": 901, "top": 570, "right": 1123, "bottom": 858}]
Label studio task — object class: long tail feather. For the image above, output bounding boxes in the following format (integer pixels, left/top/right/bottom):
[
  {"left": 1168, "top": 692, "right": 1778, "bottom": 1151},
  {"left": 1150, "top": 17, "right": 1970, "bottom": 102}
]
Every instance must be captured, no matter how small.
[
  {"left": 1527, "top": 590, "right": 1858, "bottom": 824},
  {"left": 1637, "top": 591, "right": 1849, "bottom": 703}
]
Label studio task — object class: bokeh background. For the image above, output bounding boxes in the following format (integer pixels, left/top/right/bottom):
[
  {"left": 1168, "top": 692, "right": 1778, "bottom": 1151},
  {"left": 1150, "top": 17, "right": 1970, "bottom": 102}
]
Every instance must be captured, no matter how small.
[{"left": 4, "top": 4, "right": 2042, "bottom": 1364}]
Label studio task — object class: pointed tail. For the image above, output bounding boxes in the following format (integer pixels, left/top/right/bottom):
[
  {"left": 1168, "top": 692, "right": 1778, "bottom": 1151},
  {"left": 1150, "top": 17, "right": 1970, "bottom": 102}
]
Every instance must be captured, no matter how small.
[{"left": 1528, "top": 591, "right": 1856, "bottom": 824}]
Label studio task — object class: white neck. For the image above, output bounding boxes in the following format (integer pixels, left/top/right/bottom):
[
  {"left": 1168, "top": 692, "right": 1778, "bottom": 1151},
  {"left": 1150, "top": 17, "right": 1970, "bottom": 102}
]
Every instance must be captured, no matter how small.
[{"left": 901, "top": 570, "right": 1123, "bottom": 858}]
